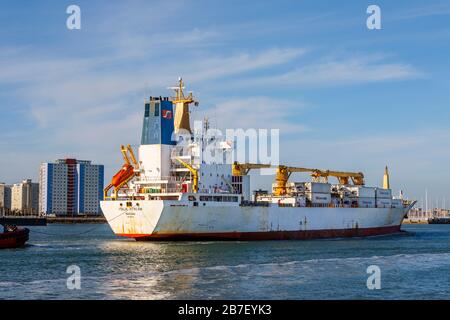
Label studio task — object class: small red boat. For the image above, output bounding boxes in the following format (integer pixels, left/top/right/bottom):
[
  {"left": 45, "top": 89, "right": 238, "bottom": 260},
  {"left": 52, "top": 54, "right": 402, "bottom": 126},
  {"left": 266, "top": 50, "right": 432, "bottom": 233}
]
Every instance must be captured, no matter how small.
[{"left": 0, "top": 226, "right": 30, "bottom": 249}]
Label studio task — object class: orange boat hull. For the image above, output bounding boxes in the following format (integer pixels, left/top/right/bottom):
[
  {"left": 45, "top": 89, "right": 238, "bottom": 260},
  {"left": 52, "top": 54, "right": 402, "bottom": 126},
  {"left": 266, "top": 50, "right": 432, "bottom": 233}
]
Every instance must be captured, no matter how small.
[{"left": 111, "top": 164, "right": 134, "bottom": 187}]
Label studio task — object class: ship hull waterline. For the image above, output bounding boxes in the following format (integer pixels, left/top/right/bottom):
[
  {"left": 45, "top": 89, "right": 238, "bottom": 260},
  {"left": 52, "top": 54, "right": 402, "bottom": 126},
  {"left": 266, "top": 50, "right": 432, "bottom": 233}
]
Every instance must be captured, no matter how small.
[{"left": 101, "top": 200, "right": 409, "bottom": 241}]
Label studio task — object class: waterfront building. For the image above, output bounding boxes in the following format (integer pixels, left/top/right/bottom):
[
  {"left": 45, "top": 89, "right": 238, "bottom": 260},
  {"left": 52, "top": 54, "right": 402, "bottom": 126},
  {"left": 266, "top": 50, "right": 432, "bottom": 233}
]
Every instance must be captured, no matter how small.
[
  {"left": 0, "top": 183, "right": 6, "bottom": 208},
  {"left": 0, "top": 183, "right": 12, "bottom": 210},
  {"left": 11, "top": 179, "right": 39, "bottom": 214},
  {"left": 39, "top": 158, "right": 104, "bottom": 216}
]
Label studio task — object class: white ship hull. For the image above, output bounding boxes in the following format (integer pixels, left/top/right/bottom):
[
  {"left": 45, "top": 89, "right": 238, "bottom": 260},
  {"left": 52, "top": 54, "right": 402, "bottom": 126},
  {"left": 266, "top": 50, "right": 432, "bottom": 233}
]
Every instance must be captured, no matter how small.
[{"left": 101, "top": 200, "right": 409, "bottom": 241}]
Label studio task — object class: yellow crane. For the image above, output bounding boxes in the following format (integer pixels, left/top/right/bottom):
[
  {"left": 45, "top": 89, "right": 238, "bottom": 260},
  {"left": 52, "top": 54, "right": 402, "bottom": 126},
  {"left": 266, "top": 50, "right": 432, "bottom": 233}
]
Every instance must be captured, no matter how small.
[
  {"left": 120, "top": 144, "right": 138, "bottom": 167},
  {"left": 175, "top": 157, "right": 198, "bottom": 193},
  {"left": 232, "top": 162, "right": 272, "bottom": 176},
  {"left": 273, "top": 165, "right": 365, "bottom": 196},
  {"left": 274, "top": 165, "right": 319, "bottom": 196},
  {"left": 310, "top": 170, "right": 365, "bottom": 185}
]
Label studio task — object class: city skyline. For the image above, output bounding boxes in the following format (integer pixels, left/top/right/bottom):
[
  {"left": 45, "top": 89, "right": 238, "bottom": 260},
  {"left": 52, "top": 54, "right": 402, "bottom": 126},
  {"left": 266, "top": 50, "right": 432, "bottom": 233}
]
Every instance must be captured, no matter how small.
[
  {"left": 1, "top": 158, "right": 104, "bottom": 216},
  {"left": 1, "top": 0, "right": 450, "bottom": 202}
]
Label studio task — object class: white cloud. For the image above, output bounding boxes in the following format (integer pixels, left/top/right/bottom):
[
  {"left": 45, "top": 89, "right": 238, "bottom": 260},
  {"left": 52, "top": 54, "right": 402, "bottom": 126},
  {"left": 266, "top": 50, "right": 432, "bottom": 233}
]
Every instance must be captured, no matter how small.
[
  {"left": 188, "top": 48, "right": 307, "bottom": 82},
  {"left": 230, "top": 55, "right": 420, "bottom": 89},
  {"left": 200, "top": 96, "right": 308, "bottom": 134}
]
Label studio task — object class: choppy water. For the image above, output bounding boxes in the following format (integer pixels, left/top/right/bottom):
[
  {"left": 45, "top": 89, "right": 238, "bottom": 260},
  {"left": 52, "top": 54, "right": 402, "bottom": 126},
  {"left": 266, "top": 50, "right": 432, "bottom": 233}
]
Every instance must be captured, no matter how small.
[{"left": 1, "top": 224, "right": 450, "bottom": 299}]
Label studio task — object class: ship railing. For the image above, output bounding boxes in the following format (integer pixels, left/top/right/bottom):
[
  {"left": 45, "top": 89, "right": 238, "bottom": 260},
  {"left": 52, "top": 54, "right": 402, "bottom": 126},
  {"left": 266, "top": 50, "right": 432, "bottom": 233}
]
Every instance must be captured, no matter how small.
[
  {"left": 137, "top": 176, "right": 187, "bottom": 183},
  {"left": 171, "top": 165, "right": 192, "bottom": 171},
  {"left": 105, "top": 190, "right": 183, "bottom": 201},
  {"left": 140, "top": 187, "right": 183, "bottom": 194},
  {"left": 270, "top": 202, "right": 404, "bottom": 209}
]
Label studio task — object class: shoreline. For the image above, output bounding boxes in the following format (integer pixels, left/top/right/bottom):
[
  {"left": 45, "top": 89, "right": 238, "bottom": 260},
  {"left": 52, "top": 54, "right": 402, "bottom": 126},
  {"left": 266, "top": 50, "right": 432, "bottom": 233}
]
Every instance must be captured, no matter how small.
[
  {"left": 46, "top": 216, "right": 107, "bottom": 224},
  {"left": 402, "top": 219, "right": 428, "bottom": 224}
]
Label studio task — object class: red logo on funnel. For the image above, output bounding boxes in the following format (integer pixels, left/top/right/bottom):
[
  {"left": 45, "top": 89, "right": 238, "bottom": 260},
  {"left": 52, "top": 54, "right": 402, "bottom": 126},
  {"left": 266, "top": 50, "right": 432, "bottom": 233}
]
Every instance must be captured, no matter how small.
[{"left": 162, "top": 110, "right": 172, "bottom": 119}]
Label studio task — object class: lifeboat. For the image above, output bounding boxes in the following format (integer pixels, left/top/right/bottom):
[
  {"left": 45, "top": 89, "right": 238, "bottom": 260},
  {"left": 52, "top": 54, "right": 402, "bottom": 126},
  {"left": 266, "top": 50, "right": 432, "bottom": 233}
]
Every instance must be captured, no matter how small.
[
  {"left": 111, "top": 164, "right": 135, "bottom": 187},
  {"left": 103, "top": 144, "right": 139, "bottom": 199},
  {"left": 0, "top": 227, "right": 30, "bottom": 249}
]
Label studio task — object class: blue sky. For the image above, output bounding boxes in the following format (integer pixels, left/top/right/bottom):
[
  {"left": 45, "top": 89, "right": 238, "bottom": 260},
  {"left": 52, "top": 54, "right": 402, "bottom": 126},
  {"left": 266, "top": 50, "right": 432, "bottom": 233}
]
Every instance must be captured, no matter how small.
[{"left": 1, "top": 0, "right": 450, "bottom": 206}]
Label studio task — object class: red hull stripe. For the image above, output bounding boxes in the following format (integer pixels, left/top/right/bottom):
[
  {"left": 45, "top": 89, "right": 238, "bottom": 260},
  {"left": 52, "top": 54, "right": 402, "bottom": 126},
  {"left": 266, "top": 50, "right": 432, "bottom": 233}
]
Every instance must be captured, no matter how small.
[{"left": 116, "top": 225, "right": 402, "bottom": 241}]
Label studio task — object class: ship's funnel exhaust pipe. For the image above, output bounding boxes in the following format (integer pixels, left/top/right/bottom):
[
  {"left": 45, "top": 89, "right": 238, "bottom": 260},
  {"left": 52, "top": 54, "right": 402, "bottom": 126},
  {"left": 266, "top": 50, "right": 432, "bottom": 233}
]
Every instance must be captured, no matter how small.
[{"left": 383, "top": 166, "right": 390, "bottom": 189}]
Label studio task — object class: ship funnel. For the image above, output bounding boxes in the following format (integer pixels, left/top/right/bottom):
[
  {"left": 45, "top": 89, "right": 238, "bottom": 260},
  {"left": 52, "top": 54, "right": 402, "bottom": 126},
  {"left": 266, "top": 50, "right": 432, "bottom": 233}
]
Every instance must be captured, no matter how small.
[
  {"left": 383, "top": 166, "right": 390, "bottom": 189},
  {"left": 141, "top": 97, "right": 175, "bottom": 146}
]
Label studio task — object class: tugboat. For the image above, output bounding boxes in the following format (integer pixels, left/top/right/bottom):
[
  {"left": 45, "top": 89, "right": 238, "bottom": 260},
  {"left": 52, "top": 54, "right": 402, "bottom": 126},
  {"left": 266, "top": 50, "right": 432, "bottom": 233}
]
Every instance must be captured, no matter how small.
[{"left": 0, "top": 224, "right": 30, "bottom": 249}]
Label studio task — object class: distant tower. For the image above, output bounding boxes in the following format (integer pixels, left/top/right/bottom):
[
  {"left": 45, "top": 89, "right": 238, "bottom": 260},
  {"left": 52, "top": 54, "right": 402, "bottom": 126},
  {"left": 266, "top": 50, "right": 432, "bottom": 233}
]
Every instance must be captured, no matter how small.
[{"left": 383, "top": 166, "right": 390, "bottom": 189}]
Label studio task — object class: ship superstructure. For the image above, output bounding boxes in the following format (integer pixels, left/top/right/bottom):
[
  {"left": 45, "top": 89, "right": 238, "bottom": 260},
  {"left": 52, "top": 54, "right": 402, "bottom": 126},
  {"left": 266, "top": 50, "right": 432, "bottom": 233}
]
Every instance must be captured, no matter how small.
[{"left": 100, "top": 79, "right": 415, "bottom": 240}]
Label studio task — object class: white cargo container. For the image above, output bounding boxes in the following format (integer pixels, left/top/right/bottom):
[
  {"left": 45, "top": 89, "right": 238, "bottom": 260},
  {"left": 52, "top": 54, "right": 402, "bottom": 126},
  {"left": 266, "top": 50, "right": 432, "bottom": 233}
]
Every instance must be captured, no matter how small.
[
  {"left": 305, "top": 182, "right": 331, "bottom": 194},
  {"left": 342, "top": 197, "right": 358, "bottom": 207},
  {"left": 358, "top": 197, "right": 376, "bottom": 208},
  {"left": 376, "top": 198, "right": 392, "bottom": 208},
  {"left": 348, "top": 186, "right": 376, "bottom": 198},
  {"left": 307, "top": 192, "right": 331, "bottom": 204},
  {"left": 279, "top": 182, "right": 307, "bottom": 195},
  {"left": 391, "top": 199, "right": 403, "bottom": 208},
  {"left": 376, "top": 188, "right": 392, "bottom": 199},
  {"left": 277, "top": 197, "right": 297, "bottom": 206}
]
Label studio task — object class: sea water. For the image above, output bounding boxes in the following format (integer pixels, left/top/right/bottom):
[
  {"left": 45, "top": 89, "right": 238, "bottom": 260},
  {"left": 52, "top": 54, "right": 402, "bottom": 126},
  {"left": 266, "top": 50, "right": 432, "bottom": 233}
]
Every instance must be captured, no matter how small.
[{"left": 1, "top": 224, "right": 449, "bottom": 299}]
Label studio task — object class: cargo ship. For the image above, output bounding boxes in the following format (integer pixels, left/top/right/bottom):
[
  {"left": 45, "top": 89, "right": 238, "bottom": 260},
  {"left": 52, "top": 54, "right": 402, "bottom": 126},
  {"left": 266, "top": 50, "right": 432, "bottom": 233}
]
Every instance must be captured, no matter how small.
[{"left": 101, "top": 79, "right": 415, "bottom": 241}]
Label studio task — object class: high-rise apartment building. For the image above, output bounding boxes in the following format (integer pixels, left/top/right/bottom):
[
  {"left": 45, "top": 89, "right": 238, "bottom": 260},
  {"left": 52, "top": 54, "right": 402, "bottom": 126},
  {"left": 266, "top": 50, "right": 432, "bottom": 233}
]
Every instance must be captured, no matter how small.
[
  {"left": 11, "top": 179, "right": 39, "bottom": 214},
  {"left": 39, "top": 159, "right": 104, "bottom": 216},
  {"left": 0, "top": 183, "right": 12, "bottom": 209}
]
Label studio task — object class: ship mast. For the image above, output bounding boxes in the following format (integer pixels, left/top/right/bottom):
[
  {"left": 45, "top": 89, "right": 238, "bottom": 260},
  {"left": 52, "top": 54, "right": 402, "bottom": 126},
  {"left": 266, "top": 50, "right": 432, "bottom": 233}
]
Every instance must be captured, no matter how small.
[{"left": 171, "top": 77, "right": 196, "bottom": 134}]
